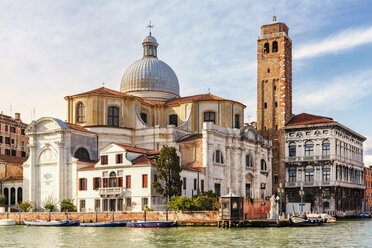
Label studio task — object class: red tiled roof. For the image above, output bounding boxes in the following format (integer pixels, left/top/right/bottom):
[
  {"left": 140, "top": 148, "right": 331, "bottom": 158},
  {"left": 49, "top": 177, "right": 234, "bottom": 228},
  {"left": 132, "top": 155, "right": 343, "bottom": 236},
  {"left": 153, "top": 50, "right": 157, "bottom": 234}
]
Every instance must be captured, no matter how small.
[
  {"left": 166, "top": 93, "right": 226, "bottom": 105},
  {"left": 131, "top": 155, "right": 156, "bottom": 165},
  {"left": 112, "top": 143, "right": 160, "bottom": 155},
  {"left": 69, "top": 87, "right": 131, "bottom": 98},
  {"left": 286, "top": 113, "right": 335, "bottom": 127},
  {"left": 177, "top": 133, "right": 203, "bottom": 143},
  {"left": 79, "top": 164, "right": 96, "bottom": 170},
  {"left": 0, "top": 155, "right": 28, "bottom": 164},
  {"left": 65, "top": 123, "right": 96, "bottom": 134},
  {"left": 0, "top": 114, "right": 28, "bottom": 126},
  {"left": 1, "top": 176, "right": 23, "bottom": 182}
]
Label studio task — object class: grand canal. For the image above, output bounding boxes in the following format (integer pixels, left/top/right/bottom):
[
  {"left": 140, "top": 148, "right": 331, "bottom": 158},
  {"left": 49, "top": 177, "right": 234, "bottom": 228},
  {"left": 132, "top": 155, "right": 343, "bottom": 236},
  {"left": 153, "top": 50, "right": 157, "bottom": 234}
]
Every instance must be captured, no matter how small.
[{"left": 0, "top": 219, "right": 371, "bottom": 247}]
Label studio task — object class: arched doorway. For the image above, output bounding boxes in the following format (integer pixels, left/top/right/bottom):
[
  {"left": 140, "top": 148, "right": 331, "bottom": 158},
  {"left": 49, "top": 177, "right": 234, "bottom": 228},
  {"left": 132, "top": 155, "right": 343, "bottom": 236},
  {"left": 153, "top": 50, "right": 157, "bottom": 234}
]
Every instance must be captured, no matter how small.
[
  {"left": 17, "top": 187, "right": 22, "bottom": 203},
  {"left": 3, "top": 188, "right": 9, "bottom": 205}
]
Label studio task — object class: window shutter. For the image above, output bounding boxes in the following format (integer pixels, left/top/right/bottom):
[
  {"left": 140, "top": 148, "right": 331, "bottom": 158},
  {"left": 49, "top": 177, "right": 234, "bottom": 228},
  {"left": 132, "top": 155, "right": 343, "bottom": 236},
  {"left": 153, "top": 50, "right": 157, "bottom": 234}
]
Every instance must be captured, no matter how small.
[
  {"left": 84, "top": 178, "right": 87, "bottom": 191},
  {"left": 79, "top": 179, "right": 81, "bottom": 190},
  {"left": 93, "top": 178, "right": 96, "bottom": 190},
  {"left": 116, "top": 177, "right": 119, "bottom": 187},
  {"left": 99, "top": 177, "right": 101, "bottom": 188},
  {"left": 118, "top": 177, "right": 123, "bottom": 187}
]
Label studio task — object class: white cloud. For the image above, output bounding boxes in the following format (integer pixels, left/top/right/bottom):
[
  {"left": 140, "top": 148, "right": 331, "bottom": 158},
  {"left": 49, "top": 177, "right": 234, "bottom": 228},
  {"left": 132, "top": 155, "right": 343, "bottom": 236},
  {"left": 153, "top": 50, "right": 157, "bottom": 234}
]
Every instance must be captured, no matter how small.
[
  {"left": 294, "top": 69, "right": 372, "bottom": 113},
  {"left": 294, "top": 26, "right": 372, "bottom": 60}
]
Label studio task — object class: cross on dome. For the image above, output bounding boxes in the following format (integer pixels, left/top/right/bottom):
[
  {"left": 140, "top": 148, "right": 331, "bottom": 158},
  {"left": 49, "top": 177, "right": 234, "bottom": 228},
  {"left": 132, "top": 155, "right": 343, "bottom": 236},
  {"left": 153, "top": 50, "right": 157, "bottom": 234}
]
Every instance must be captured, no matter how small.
[{"left": 147, "top": 21, "right": 154, "bottom": 35}]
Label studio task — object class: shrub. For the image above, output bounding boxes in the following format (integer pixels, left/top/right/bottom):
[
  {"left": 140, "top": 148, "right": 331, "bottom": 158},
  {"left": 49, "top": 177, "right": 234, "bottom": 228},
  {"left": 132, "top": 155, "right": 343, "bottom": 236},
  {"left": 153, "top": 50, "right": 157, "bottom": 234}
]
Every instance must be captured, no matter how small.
[
  {"left": 144, "top": 205, "right": 153, "bottom": 211},
  {"left": 42, "top": 196, "right": 57, "bottom": 212},
  {"left": 0, "top": 195, "right": 6, "bottom": 207},
  {"left": 194, "top": 195, "right": 216, "bottom": 211},
  {"left": 60, "top": 199, "right": 77, "bottom": 212},
  {"left": 167, "top": 196, "right": 196, "bottom": 211},
  {"left": 17, "top": 201, "right": 35, "bottom": 212}
]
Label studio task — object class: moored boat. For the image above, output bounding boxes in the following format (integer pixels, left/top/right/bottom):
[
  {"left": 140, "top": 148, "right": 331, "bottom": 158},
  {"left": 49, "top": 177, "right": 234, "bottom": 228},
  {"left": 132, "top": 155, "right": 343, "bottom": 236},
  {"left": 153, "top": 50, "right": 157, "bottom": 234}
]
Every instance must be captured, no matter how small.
[
  {"left": 290, "top": 216, "right": 323, "bottom": 227},
  {"left": 360, "top": 213, "right": 370, "bottom": 218},
  {"left": 127, "top": 220, "right": 178, "bottom": 228},
  {"left": 0, "top": 219, "right": 16, "bottom": 226},
  {"left": 24, "top": 219, "right": 70, "bottom": 226},
  {"left": 80, "top": 220, "right": 127, "bottom": 227}
]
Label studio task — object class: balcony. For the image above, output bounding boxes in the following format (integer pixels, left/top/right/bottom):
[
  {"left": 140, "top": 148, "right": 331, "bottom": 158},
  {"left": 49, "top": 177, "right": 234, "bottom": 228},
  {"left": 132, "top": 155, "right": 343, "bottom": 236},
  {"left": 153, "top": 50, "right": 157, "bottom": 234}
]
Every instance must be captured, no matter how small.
[
  {"left": 285, "top": 180, "right": 332, "bottom": 188},
  {"left": 285, "top": 155, "right": 363, "bottom": 167},
  {"left": 98, "top": 187, "right": 124, "bottom": 196}
]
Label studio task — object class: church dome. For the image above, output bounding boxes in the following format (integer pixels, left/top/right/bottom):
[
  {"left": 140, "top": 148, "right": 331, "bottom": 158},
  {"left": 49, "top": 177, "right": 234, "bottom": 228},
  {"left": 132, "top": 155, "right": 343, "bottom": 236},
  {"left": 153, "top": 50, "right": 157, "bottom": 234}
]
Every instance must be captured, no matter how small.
[{"left": 120, "top": 33, "right": 180, "bottom": 101}]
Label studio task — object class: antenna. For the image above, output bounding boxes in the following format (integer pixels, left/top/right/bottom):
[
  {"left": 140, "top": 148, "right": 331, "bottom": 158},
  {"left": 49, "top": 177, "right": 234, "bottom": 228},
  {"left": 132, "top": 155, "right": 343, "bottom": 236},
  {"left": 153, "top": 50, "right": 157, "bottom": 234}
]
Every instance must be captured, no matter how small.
[
  {"left": 208, "top": 88, "right": 210, "bottom": 93},
  {"left": 102, "top": 82, "right": 105, "bottom": 87}
]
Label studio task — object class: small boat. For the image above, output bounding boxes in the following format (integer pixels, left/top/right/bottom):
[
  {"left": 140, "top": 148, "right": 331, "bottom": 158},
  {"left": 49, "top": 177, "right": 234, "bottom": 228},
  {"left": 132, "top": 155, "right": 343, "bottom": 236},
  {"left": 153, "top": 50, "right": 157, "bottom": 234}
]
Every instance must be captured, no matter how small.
[
  {"left": 0, "top": 219, "right": 16, "bottom": 226},
  {"left": 127, "top": 220, "right": 178, "bottom": 228},
  {"left": 290, "top": 216, "right": 323, "bottom": 227},
  {"left": 360, "top": 213, "right": 370, "bottom": 218},
  {"left": 80, "top": 220, "right": 127, "bottom": 227},
  {"left": 24, "top": 219, "right": 70, "bottom": 226},
  {"left": 67, "top": 219, "right": 80, "bottom": 226}
]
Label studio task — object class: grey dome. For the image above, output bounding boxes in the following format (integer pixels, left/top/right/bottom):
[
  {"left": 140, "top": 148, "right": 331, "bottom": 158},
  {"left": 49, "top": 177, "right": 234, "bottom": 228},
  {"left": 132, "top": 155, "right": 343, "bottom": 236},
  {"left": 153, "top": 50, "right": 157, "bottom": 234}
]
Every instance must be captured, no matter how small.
[
  {"left": 120, "top": 34, "right": 180, "bottom": 100},
  {"left": 120, "top": 58, "right": 180, "bottom": 96}
]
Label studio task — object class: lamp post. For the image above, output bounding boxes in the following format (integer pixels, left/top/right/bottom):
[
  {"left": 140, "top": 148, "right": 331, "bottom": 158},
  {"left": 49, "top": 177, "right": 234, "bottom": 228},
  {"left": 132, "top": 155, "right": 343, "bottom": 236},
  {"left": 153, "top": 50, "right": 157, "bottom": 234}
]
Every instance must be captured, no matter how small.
[
  {"left": 277, "top": 183, "right": 284, "bottom": 217},
  {"left": 299, "top": 186, "right": 305, "bottom": 214}
]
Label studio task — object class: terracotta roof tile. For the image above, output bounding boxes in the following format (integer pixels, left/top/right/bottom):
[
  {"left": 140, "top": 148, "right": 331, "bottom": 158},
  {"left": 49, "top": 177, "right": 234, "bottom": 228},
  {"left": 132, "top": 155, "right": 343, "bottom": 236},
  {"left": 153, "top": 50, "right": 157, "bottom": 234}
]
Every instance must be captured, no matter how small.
[
  {"left": 69, "top": 87, "right": 131, "bottom": 98},
  {"left": 0, "top": 114, "right": 28, "bottom": 126},
  {"left": 0, "top": 155, "right": 28, "bottom": 164},
  {"left": 1, "top": 176, "right": 23, "bottom": 182},
  {"left": 166, "top": 93, "right": 226, "bottom": 105},
  {"left": 112, "top": 143, "right": 160, "bottom": 155},
  {"left": 131, "top": 155, "right": 156, "bottom": 165},
  {"left": 65, "top": 122, "right": 96, "bottom": 134},
  {"left": 79, "top": 164, "right": 96, "bottom": 170},
  {"left": 286, "top": 113, "right": 335, "bottom": 127},
  {"left": 181, "top": 166, "right": 204, "bottom": 172}
]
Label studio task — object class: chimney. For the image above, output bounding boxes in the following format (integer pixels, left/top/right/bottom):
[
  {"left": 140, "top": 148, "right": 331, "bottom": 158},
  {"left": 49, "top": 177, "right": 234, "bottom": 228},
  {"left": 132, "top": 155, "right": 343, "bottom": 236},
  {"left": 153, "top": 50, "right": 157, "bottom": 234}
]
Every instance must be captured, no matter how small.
[{"left": 15, "top": 113, "right": 20, "bottom": 120}]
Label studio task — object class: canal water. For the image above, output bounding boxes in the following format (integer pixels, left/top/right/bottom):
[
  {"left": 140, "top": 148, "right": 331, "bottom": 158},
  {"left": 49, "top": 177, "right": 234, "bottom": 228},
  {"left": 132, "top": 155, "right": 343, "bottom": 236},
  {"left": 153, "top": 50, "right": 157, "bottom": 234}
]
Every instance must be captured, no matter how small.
[{"left": 0, "top": 219, "right": 371, "bottom": 248}]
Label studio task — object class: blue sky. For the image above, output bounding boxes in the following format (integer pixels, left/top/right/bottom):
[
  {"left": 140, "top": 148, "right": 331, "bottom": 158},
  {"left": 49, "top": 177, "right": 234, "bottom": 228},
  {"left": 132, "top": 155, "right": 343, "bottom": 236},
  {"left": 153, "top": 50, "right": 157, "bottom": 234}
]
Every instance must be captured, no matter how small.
[{"left": 0, "top": 0, "right": 371, "bottom": 163}]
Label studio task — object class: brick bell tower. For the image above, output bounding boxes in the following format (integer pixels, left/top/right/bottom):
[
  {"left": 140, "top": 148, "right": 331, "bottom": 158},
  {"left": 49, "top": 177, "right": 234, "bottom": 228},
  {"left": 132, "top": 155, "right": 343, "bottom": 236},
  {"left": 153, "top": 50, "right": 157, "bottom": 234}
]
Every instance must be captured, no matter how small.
[{"left": 257, "top": 16, "right": 292, "bottom": 194}]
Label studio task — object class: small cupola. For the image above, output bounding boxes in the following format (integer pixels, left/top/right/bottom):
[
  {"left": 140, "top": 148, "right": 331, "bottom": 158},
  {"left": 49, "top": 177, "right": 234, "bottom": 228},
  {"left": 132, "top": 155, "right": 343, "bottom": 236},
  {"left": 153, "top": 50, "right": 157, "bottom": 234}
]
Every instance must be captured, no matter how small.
[{"left": 142, "top": 22, "right": 158, "bottom": 58}]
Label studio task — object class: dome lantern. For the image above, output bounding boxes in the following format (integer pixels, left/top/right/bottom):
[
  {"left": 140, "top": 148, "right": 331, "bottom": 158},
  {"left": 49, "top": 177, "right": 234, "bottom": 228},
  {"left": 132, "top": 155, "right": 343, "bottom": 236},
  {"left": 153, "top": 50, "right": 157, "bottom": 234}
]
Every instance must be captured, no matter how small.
[{"left": 143, "top": 22, "right": 158, "bottom": 58}]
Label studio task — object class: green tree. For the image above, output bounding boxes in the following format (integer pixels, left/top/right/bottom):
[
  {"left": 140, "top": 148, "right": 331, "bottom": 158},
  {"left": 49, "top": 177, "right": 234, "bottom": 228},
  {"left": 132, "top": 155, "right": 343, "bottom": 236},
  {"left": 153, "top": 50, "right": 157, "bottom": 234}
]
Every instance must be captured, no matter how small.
[
  {"left": 167, "top": 196, "right": 196, "bottom": 211},
  {"left": 60, "top": 199, "right": 77, "bottom": 212},
  {"left": 0, "top": 195, "right": 6, "bottom": 207},
  {"left": 17, "top": 201, "right": 35, "bottom": 212},
  {"left": 152, "top": 146, "right": 182, "bottom": 201}
]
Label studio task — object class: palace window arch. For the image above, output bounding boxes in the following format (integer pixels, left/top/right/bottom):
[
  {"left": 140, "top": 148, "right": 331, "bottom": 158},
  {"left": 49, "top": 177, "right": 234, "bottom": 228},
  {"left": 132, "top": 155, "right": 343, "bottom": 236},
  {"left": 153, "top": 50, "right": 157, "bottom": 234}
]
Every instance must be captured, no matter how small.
[
  {"left": 204, "top": 112, "right": 216, "bottom": 124},
  {"left": 260, "top": 159, "right": 267, "bottom": 171},
  {"left": 214, "top": 150, "right": 224, "bottom": 164},
  {"left": 272, "top": 41, "right": 278, "bottom": 52},
  {"left": 74, "top": 147, "right": 90, "bottom": 161},
  {"left": 76, "top": 102, "right": 85, "bottom": 123},
  {"left": 304, "top": 140, "right": 314, "bottom": 156},
  {"left": 288, "top": 142, "right": 296, "bottom": 157},
  {"left": 169, "top": 114, "right": 178, "bottom": 127},
  {"left": 246, "top": 154, "right": 253, "bottom": 167},
  {"left": 264, "top": 42, "right": 270, "bottom": 53},
  {"left": 140, "top": 113, "right": 148, "bottom": 125}
]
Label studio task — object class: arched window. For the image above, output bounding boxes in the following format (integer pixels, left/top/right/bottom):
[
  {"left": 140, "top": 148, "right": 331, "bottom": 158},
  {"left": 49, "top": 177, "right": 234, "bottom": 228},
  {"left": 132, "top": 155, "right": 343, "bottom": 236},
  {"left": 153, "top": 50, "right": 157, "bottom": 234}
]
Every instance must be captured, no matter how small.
[
  {"left": 322, "top": 140, "right": 330, "bottom": 156},
  {"left": 261, "top": 159, "right": 267, "bottom": 171},
  {"left": 17, "top": 187, "right": 22, "bottom": 203},
  {"left": 3, "top": 188, "right": 8, "bottom": 205},
  {"left": 169, "top": 114, "right": 178, "bottom": 127},
  {"left": 214, "top": 150, "right": 223, "bottom": 164},
  {"left": 322, "top": 165, "right": 331, "bottom": 182},
  {"left": 108, "top": 106, "right": 119, "bottom": 127},
  {"left": 246, "top": 155, "right": 252, "bottom": 167},
  {"left": 289, "top": 167, "right": 296, "bottom": 182},
  {"left": 264, "top": 43, "right": 270, "bottom": 53},
  {"left": 76, "top": 102, "right": 85, "bottom": 123},
  {"left": 288, "top": 142, "right": 296, "bottom": 157},
  {"left": 272, "top": 41, "right": 278, "bottom": 52},
  {"left": 304, "top": 141, "right": 314, "bottom": 156},
  {"left": 305, "top": 166, "right": 314, "bottom": 182},
  {"left": 109, "top": 172, "right": 117, "bottom": 188},
  {"left": 235, "top": 114, "right": 240, "bottom": 129},
  {"left": 10, "top": 187, "right": 15, "bottom": 205},
  {"left": 74, "top": 147, "right": 90, "bottom": 161},
  {"left": 140, "top": 113, "right": 148, "bottom": 125},
  {"left": 204, "top": 112, "right": 215, "bottom": 124}
]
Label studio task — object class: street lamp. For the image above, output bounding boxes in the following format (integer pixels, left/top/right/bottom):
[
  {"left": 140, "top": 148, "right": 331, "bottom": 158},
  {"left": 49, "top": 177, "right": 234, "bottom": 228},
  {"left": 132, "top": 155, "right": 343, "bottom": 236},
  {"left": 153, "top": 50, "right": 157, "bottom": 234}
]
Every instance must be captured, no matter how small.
[
  {"left": 299, "top": 186, "right": 305, "bottom": 214},
  {"left": 277, "top": 183, "right": 285, "bottom": 217}
]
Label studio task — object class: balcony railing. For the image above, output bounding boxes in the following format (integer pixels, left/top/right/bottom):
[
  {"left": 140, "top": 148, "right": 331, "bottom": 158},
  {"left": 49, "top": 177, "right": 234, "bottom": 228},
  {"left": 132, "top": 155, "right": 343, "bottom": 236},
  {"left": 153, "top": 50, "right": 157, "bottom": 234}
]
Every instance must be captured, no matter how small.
[
  {"left": 285, "top": 179, "right": 364, "bottom": 188},
  {"left": 99, "top": 187, "right": 124, "bottom": 196},
  {"left": 285, "top": 155, "right": 363, "bottom": 167}
]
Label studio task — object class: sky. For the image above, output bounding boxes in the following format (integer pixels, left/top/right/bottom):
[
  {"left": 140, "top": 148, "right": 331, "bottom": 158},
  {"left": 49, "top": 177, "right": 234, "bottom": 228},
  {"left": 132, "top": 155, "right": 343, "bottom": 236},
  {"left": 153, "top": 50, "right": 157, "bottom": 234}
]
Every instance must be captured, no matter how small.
[{"left": 0, "top": 0, "right": 371, "bottom": 164}]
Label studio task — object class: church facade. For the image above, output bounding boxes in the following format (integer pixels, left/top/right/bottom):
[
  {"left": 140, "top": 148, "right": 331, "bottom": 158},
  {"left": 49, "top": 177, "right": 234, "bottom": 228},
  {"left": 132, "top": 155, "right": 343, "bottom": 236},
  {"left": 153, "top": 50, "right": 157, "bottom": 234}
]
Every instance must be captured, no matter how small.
[{"left": 23, "top": 29, "right": 272, "bottom": 211}]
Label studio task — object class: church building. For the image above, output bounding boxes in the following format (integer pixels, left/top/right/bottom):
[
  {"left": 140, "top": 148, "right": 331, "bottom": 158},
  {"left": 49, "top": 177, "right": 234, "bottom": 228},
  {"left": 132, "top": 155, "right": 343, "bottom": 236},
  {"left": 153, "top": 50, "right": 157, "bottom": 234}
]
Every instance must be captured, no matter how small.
[{"left": 23, "top": 28, "right": 272, "bottom": 211}]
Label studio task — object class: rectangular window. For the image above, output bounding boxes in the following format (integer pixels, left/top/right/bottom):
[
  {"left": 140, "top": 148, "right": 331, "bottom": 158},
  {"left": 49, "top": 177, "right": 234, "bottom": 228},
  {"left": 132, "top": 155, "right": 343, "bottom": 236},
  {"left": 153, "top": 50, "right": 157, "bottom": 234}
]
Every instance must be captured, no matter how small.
[
  {"left": 0, "top": 136, "right": 2, "bottom": 143},
  {"left": 193, "top": 178, "right": 197, "bottom": 191},
  {"left": 214, "top": 183, "right": 221, "bottom": 197},
  {"left": 142, "top": 198, "right": 148, "bottom": 210},
  {"left": 264, "top": 103, "right": 267, "bottom": 109},
  {"left": 79, "top": 178, "right": 87, "bottom": 191},
  {"left": 11, "top": 139, "right": 14, "bottom": 144},
  {"left": 5, "top": 149, "right": 10, "bottom": 155},
  {"left": 21, "top": 151, "right": 26, "bottom": 157},
  {"left": 95, "top": 199, "right": 101, "bottom": 211},
  {"left": 183, "top": 177, "right": 186, "bottom": 190},
  {"left": 21, "top": 129, "right": 25, "bottom": 135},
  {"left": 142, "top": 174, "right": 148, "bottom": 188},
  {"left": 275, "top": 102, "right": 278, "bottom": 107},
  {"left": 93, "top": 177, "right": 100, "bottom": 190},
  {"left": 103, "top": 199, "right": 108, "bottom": 211},
  {"left": 5, "top": 137, "right": 10, "bottom": 144},
  {"left": 10, "top": 127, "right": 16, "bottom": 133},
  {"left": 118, "top": 177, "right": 123, "bottom": 187},
  {"left": 323, "top": 169, "right": 331, "bottom": 182},
  {"left": 116, "top": 154, "right": 123, "bottom": 164},
  {"left": 289, "top": 169, "right": 296, "bottom": 182},
  {"left": 245, "top": 183, "right": 251, "bottom": 198},
  {"left": 101, "top": 155, "right": 108, "bottom": 165},
  {"left": 5, "top": 125, "right": 8, "bottom": 132},
  {"left": 126, "top": 198, "right": 132, "bottom": 208},
  {"left": 126, "top": 175, "right": 131, "bottom": 189},
  {"left": 11, "top": 150, "right": 16, "bottom": 156},
  {"left": 201, "top": 179, "right": 204, "bottom": 193},
  {"left": 204, "top": 112, "right": 215, "bottom": 124},
  {"left": 117, "top": 199, "right": 123, "bottom": 211}
]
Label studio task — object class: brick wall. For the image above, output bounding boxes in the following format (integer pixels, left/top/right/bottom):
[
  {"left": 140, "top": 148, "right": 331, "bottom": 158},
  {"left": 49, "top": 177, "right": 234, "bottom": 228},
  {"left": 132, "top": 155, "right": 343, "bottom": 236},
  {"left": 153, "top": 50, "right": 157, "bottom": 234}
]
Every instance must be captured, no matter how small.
[
  {"left": 0, "top": 211, "right": 218, "bottom": 224},
  {"left": 243, "top": 199, "right": 271, "bottom": 219}
]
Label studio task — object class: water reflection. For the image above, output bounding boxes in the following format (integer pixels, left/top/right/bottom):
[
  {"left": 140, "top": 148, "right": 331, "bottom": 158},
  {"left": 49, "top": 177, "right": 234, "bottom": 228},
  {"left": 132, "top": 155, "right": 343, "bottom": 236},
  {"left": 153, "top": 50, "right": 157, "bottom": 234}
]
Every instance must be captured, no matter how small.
[{"left": 0, "top": 219, "right": 371, "bottom": 248}]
